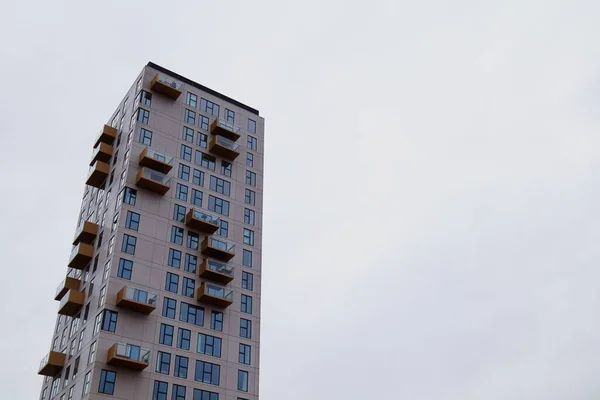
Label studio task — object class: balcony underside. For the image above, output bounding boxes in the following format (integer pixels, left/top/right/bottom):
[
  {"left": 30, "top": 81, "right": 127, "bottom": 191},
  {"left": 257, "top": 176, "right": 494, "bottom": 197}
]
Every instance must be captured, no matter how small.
[
  {"left": 107, "top": 344, "right": 149, "bottom": 371},
  {"left": 208, "top": 138, "right": 240, "bottom": 161},
  {"left": 38, "top": 352, "right": 66, "bottom": 377},
  {"left": 199, "top": 260, "right": 234, "bottom": 284}
]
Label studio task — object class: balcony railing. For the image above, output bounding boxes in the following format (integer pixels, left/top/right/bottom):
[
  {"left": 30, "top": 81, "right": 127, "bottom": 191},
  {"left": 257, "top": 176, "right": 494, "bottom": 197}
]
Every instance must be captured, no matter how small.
[
  {"left": 68, "top": 242, "right": 94, "bottom": 269},
  {"left": 86, "top": 160, "right": 110, "bottom": 188},
  {"left": 197, "top": 282, "right": 234, "bottom": 308},
  {"left": 107, "top": 342, "right": 151, "bottom": 370},
  {"left": 199, "top": 258, "right": 234, "bottom": 284},
  {"left": 139, "top": 147, "right": 173, "bottom": 173},
  {"left": 72, "top": 221, "right": 98, "bottom": 245},
  {"left": 116, "top": 286, "right": 158, "bottom": 314},
  {"left": 201, "top": 236, "right": 235, "bottom": 261},
  {"left": 208, "top": 135, "right": 240, "bottom": 161},
  {"left": 55, "top": 276, "right": 81, "bottom": 301},
  {"left": 58, "top": 289, "right": 85, "bottom": 316},
  {"left": 93, "top": 124, "right": 118, "bottom": 148},
  {"left": 38, "top": 351, "right": 66, "bottom": 376},
  {"left": 185, "top": 208, "right": 220, "bottom": 233},
  {"left": 135, "top": 167, "right": 171, "bottom": 195},
  {"left": 210, "top": 118, "right": 241, "bottom": 141},
  {"left": 150, "top": 73, "right": 183, "bottom": 100}
]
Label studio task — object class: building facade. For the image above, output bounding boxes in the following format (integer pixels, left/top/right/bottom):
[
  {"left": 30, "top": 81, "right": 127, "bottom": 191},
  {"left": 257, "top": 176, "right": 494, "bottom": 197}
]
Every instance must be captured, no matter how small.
[{"left": 38, "top": 62, "right": 264, "bottom": 400}]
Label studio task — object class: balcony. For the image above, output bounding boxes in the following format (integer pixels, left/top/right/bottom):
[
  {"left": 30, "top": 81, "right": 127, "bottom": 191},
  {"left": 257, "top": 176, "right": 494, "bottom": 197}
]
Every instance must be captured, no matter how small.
[
  {"left": 93, "top": 124, "right": 118, "bottom": 148},
  {"left": 58, "top": 289, "right": 85, "bottom": 316},
  {"left": 55, "top": 277, "right": 81, "bottom": 301},
  {"left": 90, "top": 142, "right": 113, "bottom": 165},
  {"left": 72, "top": 221, "right": 99, "bottom": 245},
  {"left": 196, "top": 282, "right": 234, "bottom": 308},
  {"left": 86, "top": 160, "right": 110, "bottom": 188},
  {"left": 135, "top": 167, "right": 171, "bottom": 195},
  {"left": 201, "top": 237, "right": 235, "bottom": 262},
  {"left": 116, "top": 286, "right": 158, "bottom": 314},
  {"left": 138, "top": 147, "right": 173, "bottom": 173},
  {"left": 209, "top": 135, "right": 240, "bottom": 161},
  {"left": 38, "top": 351, "right": 66, "bottom": 377},
  {"left": 210, "top": 118, "right": 241, "bottom": 142},
  {"left": 107, "top": 343, "right": 151, "bottom": 371},
  {"left": 199, "top": 259, "right": 234, "bottom": 284},
  {"left": 67, "top": 243, "right": 94, "bottom": 269},
  {"left": 150, "top": 73, "right": 183, "bottom": 100},
  {"left": 185, "top": 208, "right": 220, "bottom": 234}
]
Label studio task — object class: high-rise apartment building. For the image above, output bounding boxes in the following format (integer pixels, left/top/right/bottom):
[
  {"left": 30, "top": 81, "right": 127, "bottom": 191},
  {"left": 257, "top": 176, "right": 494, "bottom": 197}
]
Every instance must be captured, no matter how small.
[{"left": 38, "top": 62, "right": 264, "bottom": 400}]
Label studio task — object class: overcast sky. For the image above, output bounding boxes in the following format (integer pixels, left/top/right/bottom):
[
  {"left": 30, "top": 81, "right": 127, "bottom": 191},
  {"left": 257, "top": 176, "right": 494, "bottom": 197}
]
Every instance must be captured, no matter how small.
[{"left": 2, "top": 0, "right": 600, "bottom": 398}]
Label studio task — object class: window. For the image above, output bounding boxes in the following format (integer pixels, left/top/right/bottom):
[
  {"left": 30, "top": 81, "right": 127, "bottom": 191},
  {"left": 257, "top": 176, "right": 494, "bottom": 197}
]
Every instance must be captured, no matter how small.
[
  {"left": 196, "top": 151, "right": 216, "bottom": 170},
  {"left": 247, "top": 135, "right": 257, "bottom": 150},
  {"left": 170, "top": 226, "right": 184, "bottom": 245},
  {"left": 174, "top": 356, "right": 189, "bottom": 379},
  {"left": 218, "top": 220, "right": 228, "bottom": 238},
  {"left": 221, "top": 161, "right": 232, "bottom": 177},
  {"left": 244, "top": 209, "right": 255, "bottom": 226},
  {"left": 238, "top": 370, "right": 249, "bottom": 392},
  {"left": 98, "top": 232, "right": 104, "bottom": 248},
  {"left": 246, "top": 170, "right": 256, "bottom": 186},
  {"left": 82, "top": 371, "right": 91, "bottom": 396},
  {"left": 153, "top": 380, "right": 168, "bottom": 400},
  {"left": 185, "top": 109, "right": 196, "bottom": 125},
  {"left": 111, "top": 213, "right": 119, "bottom": 233},
  {"left": 140, "top": 90, "right": 152, "bottom": 106},
  {"left": 194, "top": 360, "right": 220, "bottom": 385},
  {"left": 165, "top": 272, "right": 179, "bottom": 293},
  {"left": 185, "top": 253, "right": 197, "bottom": 273},
  {"left": 175, "top": 184, "right": 189, "bottom": 201},
  {"left": 183, "top": 126, "right": 195, "bottom": 143},
  {"left": 200, "top": 98, "right": 220, "bottom": 116},
  {"left": 187, "top": 92, "right": 197, "bottom": 108},
  {"left": 243, "top": 229, "right": 254, "bottom": 246},
  {"left": 193, "top": 169, "right": 204, "bottom": 186},
  {"left": 191, "top": 189, "right": 203, "bottom": 206},
  {"left": 159, "top": 324, "right": 174, "bottom": 346},
  {"left": 210, "top": 176, "right": 231, "bottom": 196},
  {"left": 193, "top": 389, "right": 219, "bottom": 400},
  {"left": 208, "top": 195, "right": 230, "bottom": 216},
  {"left": 225, "top": 108, "right": 235, "bottom": 123},
  {"left": 98, "top": 370, "right": 116, "bottom": 395},
  {"left": 199, "top": 115, "right": 209, "bottom": 131},
  {"left": 245, "top": 189, "right": 255, "bottom": 206},
  {"left": 156, "top": 351, "right": 171, "bottom": 374},
  {"left": 172, "top": 384, "right": 186, "bottom": 400},
  {"left": 64, "top": 364, "right": 71, "bottom": 387},
  {"left": 242, "top": 272, "right": 254, "bottom": 291},
  {"left": 197, "top": 334, "right": 222, "bottom": 357},
  {"left": 243, "top": 250, "right": 252, "bottom": 268},
  {"left": 180, "top": 302, "right": 204, "bottom": 326},
  {"left": 117, "top": 258, "right": 133, "bottom": 279},
  {"left": 41, "top": 387, "right": 47, "bottom": 400},
  {"left": 240, "top": 318, "right": 252, "bottom": 339},
  {"left": 177, "top": 327, "right": 191, "bottom": 350},
  {"left": 121, "top": 234, "right": 136, "bottom": 255},
  {"left": 187, "top": 232, "right": 199, "bottom": 250},
  {"left": 241, "top": 295, "right": 252, "bottom": 314},
  {"left": 181, "top": 144, "right": 192, "bottom": 162},
  {"left": 168, "top": 249, "right": 181, "bottom": 268},
  {"left": 182, "top": 277, "right": 195, "bottom": 297},
  {"left": 239, "top": 344, "right": 251, "bottom": 365},
  {"left": 50, "top": 378, "right": 61, "bottom": 398},
  {"left": 137, "top": 108, "right": 150, "bottom": 124},
  {"left": 73, "top": 356, "right": 80, "bottom": 376},
  {"left": 124, "top": 187, "right": 137, "bottom": 205},
  {"left": 198, "top": 132, "right": 208, "bottom": 148},
  {"left": 93, "top": 313, "right": 101, "bottom": 335},
  {"left": 248, "top": 119, "right": 256, "bottom": 133},
  {"left": 77, "top": 329, "right": 85, "bottom": 351},
  {"left": 99, "top": 286, "right": 107, "bottom": 306},
  {"left": 69, "top": 339, "right": 76, "bottom": 360},
  {"left": 179, "top": 164, "right": 190, "bottom": 181},
  {"left": 173, "top": 204, "right": 186, "bottom": 222},
  {"left": 211, "top": 311, "right": 223, "bottom": 332},
  {"left": 101, "top": 310, "right": 118, "bottom": 332},
  {"left": 125, "top": 211, "right": 140, "bottom": 231},
  {"left": 246, "top": 152, "right": 253, "bottom": 167},
  {"left": 162, "top": 297, "right": 176, "bottom": 319}
]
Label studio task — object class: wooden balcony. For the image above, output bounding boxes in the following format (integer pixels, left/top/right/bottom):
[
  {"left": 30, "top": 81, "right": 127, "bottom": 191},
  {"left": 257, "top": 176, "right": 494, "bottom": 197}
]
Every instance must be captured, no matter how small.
[
  {"left": 38, "top": 351, "right": 66, "bottom": 377},
  {"left": 90, "top": 142, "right": 113, "bottom": 165},
  {"left": 185, "top": 208, "right": 220, "bottom": 234},
  {"left": 150, "top": 73, "right": 183, "bottom": 100},
  {"left": 107, "top": 343, "right": 150, "bottom": 371},
  {"left": 135, "top": 167, "right": 171, "bottom": 195},
  {"left": 199, "top": 259, "right": 234, "bottom": 284},
  {"left": 208, "top": 135, "right": 240, "bottom": 161},
  {"left": 196, "top": 283, "right": 234, "bottom": 308},
  {"left": 55, "top": 277, "right": 81, "bottom": 301},
  {"left": 86, "top": 160, "right": 110, "bottom": 188},
  {"left": 67, "top": 242, "right": 94, "bottom": 270},
  {"left": 138, "top": 147, "right": 173, "bottom": 173},
  {"left": 72, "top": 221, "right": 98, "bottom": 245},
  {"left": 209, "top": 118, "right": 241, "bottom": 142},
  {"left": 58, "top": 289, "right": 85, "bottom": 317},
  {"left": 93, "top": 124, "right": 118, "bottom": 148},
  {"left": 116, "top": 287, "right": 157, "bottom": 314}
]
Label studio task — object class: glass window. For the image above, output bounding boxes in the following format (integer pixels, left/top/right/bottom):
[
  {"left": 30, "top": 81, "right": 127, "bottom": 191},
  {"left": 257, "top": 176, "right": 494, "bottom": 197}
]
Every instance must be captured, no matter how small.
[
  {"left": 191, "top": 189, "right": 203, "bottom": 206},
  {"left": 98, "top": 286, "right": 107, "bottom": 306},
  {"left": 218, "top": 220, "right": 228, "bottom": 238},
  {"left": 211, "top": 311, "right": 223, "bottom": 332},
  {"left": 165, "top": 272, "right": 179, "bottom": 293},
  {"left": 82, "top": 371, "right": 91, "bottom": 396},
  {"left": 168, "top": 249, "right": 181, "bottom": 268},
  {"left": 197, "top": 333, "right": 222, "bottom": 357},
  {"left": 101, "top": 310, "right": 118, "bottom": 332},
  {"left": 194, "top": 360, "right": 220, "bottom": 385},
  {"left": 245, "top": 189, "right": 255, "bottom": 206},
  {"left": 179, "top": 164, "right": 190, "bottom": 181},
  {"left": 246, "top": 152, "right": 253, "bottom": 167},
  {"left": 170, "top": 226, "right": 184, "bottom": 245},
  {"left": 193, "top": 389, "right": 219, "bottom": 400},
  {"left": 162, "top": 297, "right": 176, "bottom": 319},
  {"left": 140, "top": 128, "right": 152, "bottom": 146},
  {"left": 193, "top": 169, "right": 204, "bottom": 186},
  {"left": 242, "top": 271, "right": 254, "bottom": 291},
  {"left": 177, "top": 327, "right": 191, "bottom": 350},
  {"left": 241, "top": 295, "right": 252, "bottom": 314},
  {"left": 184, "top": 109, "right": 196, "bottom": 125},
  {"left": 247, "top": 135, "right": 257, "bottom": 150},
  {"left": 153, "top": 381, "right": 168, "bottom": 400},
  {"left": 137, "top": 108, "right": 150, "bottom": 124},
  {"left": 238, "top": 370, "right": 249, "bottom": 392},
  {"left": 125, "top": 211, "right": 140, "bottom": 231},
  {"left": 196, "top": 151, "right": 216, "bottom": 170},
  {"left": 239, "top": 344, "right": 251, "bottom": 365},
  {"left": 185, "top": 253, "right": 197, "bottom": 273},
  {"left": 156, "top": 351, "right": 171, "bottom": 375},
  {"left": 244, "top": 208, "right": 255, "bottom": 226},
  {"left": 221, "top": 161, "right": 232, "bottom": 177},
  {"left": 198, "top": 132, "right": 208, "bottom": 148},
  {"left": 179, "top": 302, "right": 204, "bottom": 326},
  {"left": 182, "top": 277, "right": 195, "bottom": 297},
  {"left": 199, "top": 115, "right": 209, "bottom": 131},
  {"left": 183, "top": 126, "right": 195, "bottom": 143},
  {"left": 98, "top": 370, "right": 116, "bottom": 395},
  {"left": 174, "top": 357, "right": 189, "bottom": 380},
  {"left": 140, "top": 90, "right": 152, "bottom": 106},
  {"left": 225, "top": 108, "right": 235, "bottom": 123},
  {"left": 187, "top": 232, "right": 199, "bottom": 250},
  {"left": 209, "top": 176, "right": 231, "bottom": 196},
  {"left": 173, "top": 204, "right": 186, "bottom": 222},
  {"left": 248, "top": 119, "right": 256, "bottom": 133},
  {"left": 159, "top": 323, "right": 174, "bottom": 346},
  {"left": 246, "top": 170, "right": 256, "bottom": 186},
  {"left": 208, "top": 195, "right": 230, "bottom": 216},
  {"left": 242, "top": 250, "right": 252, "bottom": 268},
  {"left": 180, "top": 144, "right": 192, "bottom": 162},
  {"left": 243, "top": 229, "right": 254, "bottom": 246},
  {"left": 200, "top": 98, "right": 220, "bottom": 116},
  {"left": 124, "top": 187, "right": 137, "bottom": 205},
  {"left": 187, "top": 92, "right": 197, "bottom": 108},
  {"left": 121, "top": 234, "right": 137, "bottom": 255},
  {"left": 176, "top": 183, "right": 188, "bottom": 201}
]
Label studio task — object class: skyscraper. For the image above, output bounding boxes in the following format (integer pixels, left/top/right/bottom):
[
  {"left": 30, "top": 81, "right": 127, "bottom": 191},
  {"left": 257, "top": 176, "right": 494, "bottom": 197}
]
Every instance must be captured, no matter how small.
[{"left": 38, "top": 62, "right": 264, "bottom": 400}]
